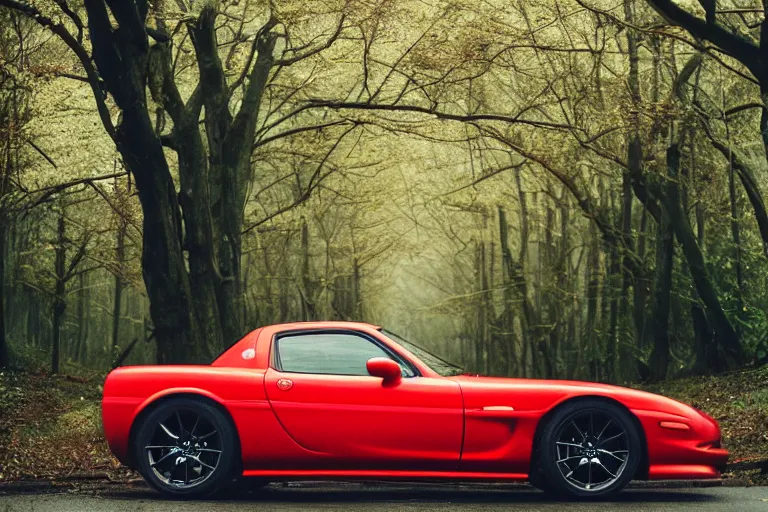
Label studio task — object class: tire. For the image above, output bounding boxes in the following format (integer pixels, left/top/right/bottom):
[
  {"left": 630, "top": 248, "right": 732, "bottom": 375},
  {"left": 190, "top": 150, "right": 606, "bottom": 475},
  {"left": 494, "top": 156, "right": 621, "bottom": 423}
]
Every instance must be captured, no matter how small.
[
  {"left": 536, "top": 399, "right": 642, "bottom": 498},
  {"left": 528, "top": 456, "right": 557, "bottom": 494},
  {"left": 134, "top": 397, "right": 238, "bottom": 498}
]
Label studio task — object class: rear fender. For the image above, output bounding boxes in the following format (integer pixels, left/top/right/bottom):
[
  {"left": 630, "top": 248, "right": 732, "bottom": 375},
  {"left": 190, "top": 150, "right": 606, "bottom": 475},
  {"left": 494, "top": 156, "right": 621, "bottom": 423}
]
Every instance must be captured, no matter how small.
[{"left": 136, "top": 387, "right": 227, "bottom": 417}]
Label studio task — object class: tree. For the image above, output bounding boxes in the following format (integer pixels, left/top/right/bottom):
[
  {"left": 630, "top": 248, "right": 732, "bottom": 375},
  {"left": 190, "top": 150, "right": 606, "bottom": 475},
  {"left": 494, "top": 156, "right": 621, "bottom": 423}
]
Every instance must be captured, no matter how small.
[
  {"left": 321, "top": 0, "right": 759, "bottom": 376},
  {"left": 0, "top": 0, "right": 351, "bottom": 362},
  {"left": 49, "top": 206, "right": 90, "bottom": 373},
  {"left": 0, "top": 9, "right": 37, "bottom": 368},
  {"left": 4, "top": 0, "right": 768, "bottom": 380},
  {"left": 644, "top": 0, "right": 768, "bottom": 256}
]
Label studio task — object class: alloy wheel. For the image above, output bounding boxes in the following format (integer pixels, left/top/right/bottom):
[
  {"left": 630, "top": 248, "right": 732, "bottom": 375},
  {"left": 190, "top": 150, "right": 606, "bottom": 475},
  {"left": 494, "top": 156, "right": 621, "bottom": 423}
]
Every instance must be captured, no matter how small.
[
  {"left": 554, "top": 411, "right": 630, "bottom": 492},
  {"left": 144, "top": 409, "right": 223, "bottom": 489}
]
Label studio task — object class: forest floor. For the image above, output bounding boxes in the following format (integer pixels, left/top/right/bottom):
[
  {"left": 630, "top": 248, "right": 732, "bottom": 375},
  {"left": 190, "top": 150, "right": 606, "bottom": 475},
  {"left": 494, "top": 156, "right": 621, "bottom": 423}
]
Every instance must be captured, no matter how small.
[
  {"left": 639, "top": 365, "right": 768, "bottom": 482},
  {"left": 0, "top": 363, "right": 766, "bottom": 487}
]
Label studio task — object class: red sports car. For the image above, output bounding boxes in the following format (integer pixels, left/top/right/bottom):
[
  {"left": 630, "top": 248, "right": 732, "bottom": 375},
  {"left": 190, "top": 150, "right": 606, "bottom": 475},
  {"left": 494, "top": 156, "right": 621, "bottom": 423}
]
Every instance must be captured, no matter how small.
[{"left": 102, "top": 321, "right": 728, "bottom": 498}]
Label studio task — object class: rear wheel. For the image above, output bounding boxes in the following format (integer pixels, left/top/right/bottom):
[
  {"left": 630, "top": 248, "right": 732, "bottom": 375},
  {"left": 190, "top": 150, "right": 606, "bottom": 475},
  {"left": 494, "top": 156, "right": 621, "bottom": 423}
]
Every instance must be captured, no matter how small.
[
  {"left": 134, "top": 397, "right": 238, "bottom": 498},
  {"left": 536, "top": 399, "right": 642, "bottom": 498}
]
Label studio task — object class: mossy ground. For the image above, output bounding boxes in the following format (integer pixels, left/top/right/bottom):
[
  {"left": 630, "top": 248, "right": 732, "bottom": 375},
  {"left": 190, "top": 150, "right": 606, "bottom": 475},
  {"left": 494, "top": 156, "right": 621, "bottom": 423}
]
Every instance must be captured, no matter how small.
[
  {"left": 640, "top": 365, "right": 768, "bottom": 483},
  {"left": 0, "top": 369, "right": 134, "bottom": 482}
]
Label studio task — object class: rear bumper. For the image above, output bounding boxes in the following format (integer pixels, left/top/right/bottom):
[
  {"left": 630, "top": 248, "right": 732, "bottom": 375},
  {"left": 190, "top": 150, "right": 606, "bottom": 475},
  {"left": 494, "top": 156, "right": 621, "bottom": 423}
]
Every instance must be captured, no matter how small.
[{"left": 102, "top": 396, "right": 141, "bottom": 466}]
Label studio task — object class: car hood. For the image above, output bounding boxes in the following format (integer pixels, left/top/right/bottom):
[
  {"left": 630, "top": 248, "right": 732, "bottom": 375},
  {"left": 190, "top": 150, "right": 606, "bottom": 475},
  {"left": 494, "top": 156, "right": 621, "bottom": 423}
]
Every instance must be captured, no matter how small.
[{"left": 448, "top": 374, "right": 703, "bottom": 420}]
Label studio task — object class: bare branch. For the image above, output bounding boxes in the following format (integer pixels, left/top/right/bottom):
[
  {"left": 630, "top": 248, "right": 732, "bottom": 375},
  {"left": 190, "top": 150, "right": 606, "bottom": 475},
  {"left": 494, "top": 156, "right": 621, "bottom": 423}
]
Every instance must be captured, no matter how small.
[
  {"left": 725, "top": 102, "right": 766, "bottom": 116},
  {"left": 275, "top": 14, "right": 346, "bottom": 66},
  {"left": 46, "top": 72, "right": 90, "bottom": 83},
  {"left": 705, "top": 133, "right": 768, "bottom": 258},
  {"left": 643, "top": 0, "right": 760, "bottom": 71},
  {"left": 0, "top": 0, "right": 117, "bottom": 140},
  {"left": 87, "top": 182, "right": 143, "bottom": 245},
  {"left": 64, "top": 233, "right": 91, "bottom": 282},
  {"left": 573, "top": 0, "right": 760, "bottom": 85},
  {"left": 307, "top": 100, "right": 579, "bottom": 132},
  {"left": 19, "top": 172, "right": 129, "bottom": 212},
  {"left": 243, "top": 125, "right": 358, "bottom": 234},
  {"left": 254, "top": 120, "right": 351, "bottom": 149},
  {"left": 479, "top": 124, "right": 644, "bottom": 276},
  {"left": 53, "top": 0, "right": 84, "bottom": 43},
  {"left": 26, "top": 140, "right": 58, "bottom": 169},
  {"left": 434, "top": 161, "right": 526, "bottom": 199}
]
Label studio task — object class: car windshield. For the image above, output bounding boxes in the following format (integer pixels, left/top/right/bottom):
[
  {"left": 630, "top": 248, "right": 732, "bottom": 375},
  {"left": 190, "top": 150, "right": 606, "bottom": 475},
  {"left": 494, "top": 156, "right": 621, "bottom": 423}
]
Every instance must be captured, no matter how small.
[{"left": 381, "top": 329, "right": 465, "bottom": 377}]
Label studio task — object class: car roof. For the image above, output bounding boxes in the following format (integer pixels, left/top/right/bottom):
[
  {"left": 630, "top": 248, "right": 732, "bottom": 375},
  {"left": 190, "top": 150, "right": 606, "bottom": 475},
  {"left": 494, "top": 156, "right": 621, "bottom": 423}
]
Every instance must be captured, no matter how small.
[{"left": 267, "top": 320, "right": 381, "bottom": 332}]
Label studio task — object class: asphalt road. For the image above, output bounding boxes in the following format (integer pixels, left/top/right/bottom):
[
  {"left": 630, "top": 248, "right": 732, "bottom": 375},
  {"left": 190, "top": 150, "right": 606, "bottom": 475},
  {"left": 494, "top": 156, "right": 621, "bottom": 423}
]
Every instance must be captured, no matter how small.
[{"left": 1, "top": 483, "right": 767, "bottom": 512}]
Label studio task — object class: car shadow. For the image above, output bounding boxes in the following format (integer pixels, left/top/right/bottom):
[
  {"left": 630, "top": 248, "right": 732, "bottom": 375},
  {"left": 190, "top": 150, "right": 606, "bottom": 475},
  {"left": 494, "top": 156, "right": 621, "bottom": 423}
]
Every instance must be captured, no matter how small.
[{"left": 128, "top": 480, "right": 724, "bottom": 504}]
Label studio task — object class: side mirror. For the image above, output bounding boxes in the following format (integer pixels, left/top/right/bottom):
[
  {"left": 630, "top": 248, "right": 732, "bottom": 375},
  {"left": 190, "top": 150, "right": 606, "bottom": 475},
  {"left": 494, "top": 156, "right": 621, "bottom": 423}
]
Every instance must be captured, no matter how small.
[{"left": 366, "top": 357, "right": 402, "bottom": 383}]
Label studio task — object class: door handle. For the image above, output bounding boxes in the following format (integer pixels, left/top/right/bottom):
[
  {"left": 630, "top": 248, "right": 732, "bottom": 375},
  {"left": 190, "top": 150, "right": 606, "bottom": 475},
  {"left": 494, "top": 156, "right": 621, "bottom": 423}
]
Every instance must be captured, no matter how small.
[{"left": 276, "top": 378, "right": 293, "bottom": 391}]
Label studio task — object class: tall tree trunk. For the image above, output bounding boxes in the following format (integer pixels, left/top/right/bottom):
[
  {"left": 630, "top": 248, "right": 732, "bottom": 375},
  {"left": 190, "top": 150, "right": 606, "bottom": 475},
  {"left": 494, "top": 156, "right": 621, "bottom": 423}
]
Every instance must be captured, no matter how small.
[
  {"left": 0, "top": 217, "right": 7, "bottom": 369},
  {"left": 605, "top": 189, "right": 620, "bottom": 382},
  {"left": 105, "top": 70, "right": 205, "bottom": 363},
  {"left": 488, "top": 234, "right": 500, "bottom": 375},
  {"left": 26, "top": 287, "right": 37, "bottom": 348},
  {"left": 502, "top": 185, "right": 541, "bottom": 378},
  {"left": 189, "top": 10, "right": 277, "bottom": 347},
  {"left": 515, "top": 169, "right": 533, "bottom": 377},
  {"left": 543, "top": 202, "right": 557, "bottom": 379},
  {"left": 75, "top": 271, "right": 88, "bottom": 363},
  {"left": 728, "top": 159, "right": 744, "bottom": 325},
  {"left": 52, "top": 213, "right": 66, "bottom": 375},
  {"left": 112, "top": 219, "right": 125, "bottom": 350},
  {"left": 474, "top": 239, "right": 486, "bottom": 373},
  {"left": 633, "top": 208, "right": 649, "bottom": 349},
  {"left": 352, "top": 258, "right": 361, "bottom": 320},
  {"left": 618, "top": 0, "right": 639, "bottom": 381},
  {"left": 85, "top": 1, "right": 239, "bottom": 363},
  {"left": 497, "top": 206, "right": 518, "bottom": 376},
  {"left": 149, "top": 38, "right": 224, "bottom": 359},
  {"left": 605, "top": 249, "right": 619, "bottom": 383},
  {"left": 481, "top": 214, "right": 491, "bottom": 374},
  {"left": 278, "top": 267, "right": 290, "bottom": 322},
  {"left": 300, "top": 219, "right": 317, "bottom": 320},
  {"left": 618, "top": 181, "right": 633, "bottom": 380},
  {"left": 130, "top": 130, "right": 205, "bottom": 364},
  {"left": 648, "top": 210, "right": 674, "bottom": 382},
  {"left": 663, "top": 144, "right": 745, "bottom": 367},
  {"left": 559, "top": 198, "right": 572, "bottom": 379},
  {"left": 582, "top": 221, "right": 600, "bottom": 381}
]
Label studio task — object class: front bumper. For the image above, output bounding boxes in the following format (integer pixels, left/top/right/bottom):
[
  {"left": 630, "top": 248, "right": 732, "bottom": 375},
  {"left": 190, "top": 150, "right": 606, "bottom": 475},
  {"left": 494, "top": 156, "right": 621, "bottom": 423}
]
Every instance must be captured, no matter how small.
[{"left": 632, "top": 408, "right": 728, "bottom": 480}]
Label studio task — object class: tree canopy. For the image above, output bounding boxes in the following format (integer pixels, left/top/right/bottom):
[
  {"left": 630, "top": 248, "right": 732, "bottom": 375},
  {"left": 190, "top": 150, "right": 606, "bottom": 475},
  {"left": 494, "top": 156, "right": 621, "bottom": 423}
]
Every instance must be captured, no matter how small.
[{"left": 1, "top": 0, "right": 767, "bottom": 382}]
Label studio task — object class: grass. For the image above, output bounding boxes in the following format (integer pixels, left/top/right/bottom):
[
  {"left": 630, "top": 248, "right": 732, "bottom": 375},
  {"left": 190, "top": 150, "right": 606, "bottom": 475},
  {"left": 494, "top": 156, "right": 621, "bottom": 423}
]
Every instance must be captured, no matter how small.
[{"left": 0, "top": 363, "right": 765, "bottom": 485}]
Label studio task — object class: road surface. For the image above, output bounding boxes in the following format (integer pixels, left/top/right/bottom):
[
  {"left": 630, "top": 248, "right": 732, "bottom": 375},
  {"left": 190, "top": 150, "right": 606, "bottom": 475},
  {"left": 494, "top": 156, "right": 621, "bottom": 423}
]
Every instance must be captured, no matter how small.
[{"left": 1, "top": 483, "right": 767, "bottom": 511}]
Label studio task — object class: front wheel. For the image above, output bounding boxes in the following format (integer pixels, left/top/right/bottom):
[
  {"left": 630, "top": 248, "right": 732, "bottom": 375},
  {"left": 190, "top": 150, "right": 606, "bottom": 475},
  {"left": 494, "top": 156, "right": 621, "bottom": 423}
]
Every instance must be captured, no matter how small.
[
  {"left": 536, "top": 399, "right": 642, "bottom": 498},
  {"left": 134, "top": 397, "right": 238, "bottom": 498}
]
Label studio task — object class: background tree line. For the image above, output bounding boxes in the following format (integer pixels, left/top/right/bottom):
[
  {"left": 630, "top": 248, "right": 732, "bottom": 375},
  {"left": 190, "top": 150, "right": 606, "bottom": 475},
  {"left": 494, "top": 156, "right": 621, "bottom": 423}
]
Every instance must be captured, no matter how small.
[{"left": 1, "top": 0, "right": 767, "bottom": 383}]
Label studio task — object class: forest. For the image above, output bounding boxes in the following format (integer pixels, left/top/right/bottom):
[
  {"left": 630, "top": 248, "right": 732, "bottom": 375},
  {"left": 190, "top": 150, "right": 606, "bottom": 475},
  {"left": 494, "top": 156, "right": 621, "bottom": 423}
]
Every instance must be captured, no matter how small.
[{"left": 1, "top": 0, "right": 768, "bottom": 386}]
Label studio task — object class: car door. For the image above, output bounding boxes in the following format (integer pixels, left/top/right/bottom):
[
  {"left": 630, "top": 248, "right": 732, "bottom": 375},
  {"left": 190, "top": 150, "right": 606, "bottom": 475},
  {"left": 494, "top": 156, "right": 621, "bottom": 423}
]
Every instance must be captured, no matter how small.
[{"left": 264, "top": 330, "right": 464, "bottom": 470}]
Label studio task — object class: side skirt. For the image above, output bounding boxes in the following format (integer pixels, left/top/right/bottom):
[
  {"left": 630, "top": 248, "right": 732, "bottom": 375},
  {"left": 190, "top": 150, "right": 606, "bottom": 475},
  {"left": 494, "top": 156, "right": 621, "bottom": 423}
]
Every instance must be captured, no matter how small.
[{"left": 242, "top": 469, "right": 529, "bottom": 481}]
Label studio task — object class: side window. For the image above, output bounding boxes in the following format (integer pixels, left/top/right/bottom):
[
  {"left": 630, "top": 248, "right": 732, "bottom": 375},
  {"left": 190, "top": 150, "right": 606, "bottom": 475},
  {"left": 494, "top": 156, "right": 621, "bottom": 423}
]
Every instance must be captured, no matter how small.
[{"left": 275, "top": 333, "right": 414, "bottom": 377}]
